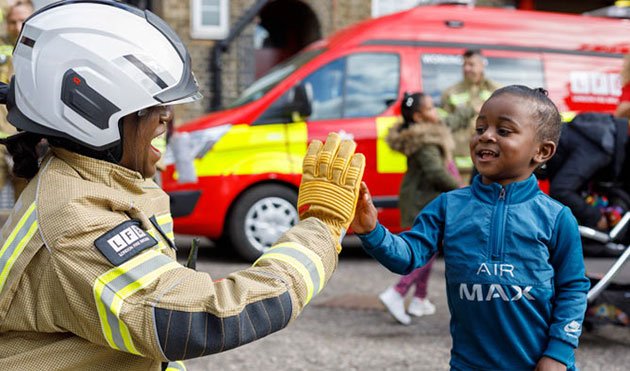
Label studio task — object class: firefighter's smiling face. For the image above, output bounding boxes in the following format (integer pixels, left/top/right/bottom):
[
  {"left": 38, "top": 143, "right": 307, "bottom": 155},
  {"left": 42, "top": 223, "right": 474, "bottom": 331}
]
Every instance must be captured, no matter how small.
[{"left": 119, "top": 106, "right": 172, "bottom": 178}]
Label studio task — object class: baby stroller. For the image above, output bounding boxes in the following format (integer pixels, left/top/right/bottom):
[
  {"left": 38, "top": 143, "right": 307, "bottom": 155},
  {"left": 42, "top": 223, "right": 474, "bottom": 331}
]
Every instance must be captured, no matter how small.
[{"left": 579, "top": 184, "right": 630, "bottom": 330}]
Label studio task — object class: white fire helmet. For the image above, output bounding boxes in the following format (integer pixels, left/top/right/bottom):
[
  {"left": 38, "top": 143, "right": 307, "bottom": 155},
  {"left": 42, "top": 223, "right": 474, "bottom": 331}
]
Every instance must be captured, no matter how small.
[{"left": 7, "top": 0, "right": 201, "bottom": 151}]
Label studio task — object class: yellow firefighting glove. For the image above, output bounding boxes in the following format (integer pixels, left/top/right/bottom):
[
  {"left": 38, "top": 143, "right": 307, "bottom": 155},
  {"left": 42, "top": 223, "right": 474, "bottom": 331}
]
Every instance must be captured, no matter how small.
[{"left": 297, "top": 132, "right": 366, "bottom": 253}]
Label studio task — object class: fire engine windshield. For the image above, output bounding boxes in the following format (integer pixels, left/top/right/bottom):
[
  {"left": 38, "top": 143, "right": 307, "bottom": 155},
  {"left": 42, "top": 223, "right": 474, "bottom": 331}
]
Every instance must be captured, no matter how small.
[{"left": 228, "top": 48, "right": 325, "bottom": 108}]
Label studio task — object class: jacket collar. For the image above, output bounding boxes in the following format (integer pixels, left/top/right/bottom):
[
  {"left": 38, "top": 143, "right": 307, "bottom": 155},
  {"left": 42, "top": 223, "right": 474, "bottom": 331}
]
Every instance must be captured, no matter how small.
[
  {"left": 50, "top": 147, "right": 154, "bottom": 193},
  {"left": 470, "top": 174, "right": 540, "bottom": 204}
]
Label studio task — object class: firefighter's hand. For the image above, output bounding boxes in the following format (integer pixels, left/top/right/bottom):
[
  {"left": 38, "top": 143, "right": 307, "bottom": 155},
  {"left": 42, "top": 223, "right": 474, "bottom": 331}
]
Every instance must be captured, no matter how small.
[
  {"left": 298, "top": 132, "right": 365, "bottom": 252},
  {"left": 350, "top": 182, "right": 377, "bottom": 234}
]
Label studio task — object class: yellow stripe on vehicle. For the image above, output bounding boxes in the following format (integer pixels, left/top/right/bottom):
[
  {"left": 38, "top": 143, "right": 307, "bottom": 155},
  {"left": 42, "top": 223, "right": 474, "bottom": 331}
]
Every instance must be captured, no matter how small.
[
  {"left": 93, "top": 249, "right": 180, "bottom": 355},
  {"left": 180, "top": 123, "right": 308, "bottom": 178},
  {"left": 375, "top": 116, "right": 407, "bottom": 174},
  {"left": 0, "top": 202, "right": 38, "bottom": 293}
]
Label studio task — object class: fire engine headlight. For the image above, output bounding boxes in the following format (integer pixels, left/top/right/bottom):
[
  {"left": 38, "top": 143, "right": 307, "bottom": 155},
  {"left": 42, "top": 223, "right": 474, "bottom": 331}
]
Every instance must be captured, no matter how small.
[{"left": 162, "top": 124, "right": 232, "bottom": 166}]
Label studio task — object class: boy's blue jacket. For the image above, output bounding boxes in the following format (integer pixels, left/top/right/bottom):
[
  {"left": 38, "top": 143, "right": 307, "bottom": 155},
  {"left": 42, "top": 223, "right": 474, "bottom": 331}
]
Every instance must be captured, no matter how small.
[{"left": 359, "top": 175, "right": 589, "bottom": 370}]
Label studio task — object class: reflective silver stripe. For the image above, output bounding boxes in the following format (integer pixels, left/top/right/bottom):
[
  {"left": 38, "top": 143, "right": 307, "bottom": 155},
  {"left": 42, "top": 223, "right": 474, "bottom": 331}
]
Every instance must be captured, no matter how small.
[
  {"left": 254, "top": 242, "right": 325, "bottom": 304},
  {"left": 156, "top": 213, "right": 175, "bottom": 242},
  {"left": 94, "top": 249, "right": 180, "bottom": 354},
  {"left": 0, "top": 202, "right": 38, "bottom": 293},
  {"left": 268, "top": 246, "right": 321, "bottom": 296},
  {"left": 165, "top": 361, "right": 186, "bottom": 371}
]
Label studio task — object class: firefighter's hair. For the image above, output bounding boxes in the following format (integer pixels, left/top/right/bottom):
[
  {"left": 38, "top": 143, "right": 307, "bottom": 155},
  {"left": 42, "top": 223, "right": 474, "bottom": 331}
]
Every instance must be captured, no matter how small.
[
  {"left": 0, "top": 132, "right": 43, "bottom": 179},
  {"left": 399, "top": 91, "right": 425, "bottom": 130},
  {"left": 488, "top": 85, "right": 562, "bottom": 146},
  {"left": 463, "top": 49, "right": 483, "bottom": 58}
]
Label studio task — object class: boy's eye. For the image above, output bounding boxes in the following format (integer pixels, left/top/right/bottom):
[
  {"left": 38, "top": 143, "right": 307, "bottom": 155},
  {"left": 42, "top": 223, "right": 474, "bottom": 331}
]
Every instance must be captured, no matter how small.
[
  {"left": 475, "top": 127, "right": 485, "bottom": 135},
  {"left": 497, "top": 128, "right": 511, "bottom": 136}
]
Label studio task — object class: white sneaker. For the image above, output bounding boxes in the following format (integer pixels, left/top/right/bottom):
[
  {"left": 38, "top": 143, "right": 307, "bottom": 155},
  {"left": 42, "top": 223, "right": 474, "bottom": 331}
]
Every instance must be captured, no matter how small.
[
  {"left": 378, "top": 287, "right": 411, "bottom": 325},
  {"left": 407, "top": 297, "right": 436, "bottom": 317}
]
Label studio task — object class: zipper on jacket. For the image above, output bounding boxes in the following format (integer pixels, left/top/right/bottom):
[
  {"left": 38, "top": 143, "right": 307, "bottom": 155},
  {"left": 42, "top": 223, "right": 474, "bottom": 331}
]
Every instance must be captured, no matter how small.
[{"left": 491, "top": 188, "right": 507, "bottom": 261}]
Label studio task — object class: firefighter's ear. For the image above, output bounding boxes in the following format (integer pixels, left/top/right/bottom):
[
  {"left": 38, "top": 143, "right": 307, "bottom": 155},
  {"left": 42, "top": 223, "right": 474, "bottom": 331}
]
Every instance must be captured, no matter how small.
[{"left": 533, "top": 140, "right": 556, "bottom": 165}]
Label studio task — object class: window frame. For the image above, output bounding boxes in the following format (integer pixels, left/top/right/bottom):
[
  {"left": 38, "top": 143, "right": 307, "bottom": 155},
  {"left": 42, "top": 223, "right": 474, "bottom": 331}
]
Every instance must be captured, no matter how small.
[{"left": 190, "top": 0, "right": 230, "bottom": 40}]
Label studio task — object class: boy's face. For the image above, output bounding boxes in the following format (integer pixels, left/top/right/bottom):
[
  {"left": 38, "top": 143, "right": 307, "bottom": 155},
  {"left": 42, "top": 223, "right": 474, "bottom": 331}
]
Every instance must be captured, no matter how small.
[{"left": 470, "top": 94, "right": 554, "bottom": 186}]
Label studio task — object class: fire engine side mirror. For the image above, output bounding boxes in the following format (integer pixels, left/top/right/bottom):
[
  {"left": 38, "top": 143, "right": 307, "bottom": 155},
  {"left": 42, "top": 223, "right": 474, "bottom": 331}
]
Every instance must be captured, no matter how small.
[{"left": 288, "top": 83, "right": 312, "bottom": 121}]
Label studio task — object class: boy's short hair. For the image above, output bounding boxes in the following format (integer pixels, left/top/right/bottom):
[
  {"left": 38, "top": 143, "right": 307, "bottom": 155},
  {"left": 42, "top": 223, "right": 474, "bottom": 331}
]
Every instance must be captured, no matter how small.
[{"left": 489, "top": 85, "right": 562, "bottom": 145}]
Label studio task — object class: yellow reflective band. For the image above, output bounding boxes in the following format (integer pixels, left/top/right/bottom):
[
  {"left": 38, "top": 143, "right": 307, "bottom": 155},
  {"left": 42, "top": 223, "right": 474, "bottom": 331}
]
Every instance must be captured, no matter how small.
[
  {"left": 255, "top": 252, "right": 314, "bottom": 304},
  {"left": 147, "top": 229, "right": 168, "bottom": 252},
  {"left": 480, "top": 90, "right": 492, "bottom": 101},
  {"left": 93, "top": 249, "right": 180, "bottom": 355},
  {"left": 376, "top": 116, "right": 407, "bottom": 174},
  {"left": 156, "top": 213, "right": 175, "bottom": 241},
  {"left": 449, "top": 92, "right": 470, "bottom": 106},
  {"left": 454, "top": 156, "right": 474, "bottom": 170},
  {"left": 266, "top": 242, "right": 325, "bottom": 294},
  {"left": 253, "top": 241, "right": 324, "bottom": 305},
  {"left": 0, "top": 44, "right": 12, "bottom": 56},
  {"left": 561, "top": 111, "right": 577, "bottom": 123},
  {"left": 0, "top": 202, "right": 38, "bottom": 293},
  {"left": 165, "top": 361, "right": 187, "bottom": 371}
]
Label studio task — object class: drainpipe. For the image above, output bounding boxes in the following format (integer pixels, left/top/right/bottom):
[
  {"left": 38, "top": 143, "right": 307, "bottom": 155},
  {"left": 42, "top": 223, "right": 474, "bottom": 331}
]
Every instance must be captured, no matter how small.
[{"left": 210, "top": 0, "right": 270, "bottom": 111}]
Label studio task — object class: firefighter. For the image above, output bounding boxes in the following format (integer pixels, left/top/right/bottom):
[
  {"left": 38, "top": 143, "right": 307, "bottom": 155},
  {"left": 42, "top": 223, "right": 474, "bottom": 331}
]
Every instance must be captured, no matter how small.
[
  {"left": 0, "top": 1, "right": 365, "bottom": 370},
  {"left": 441, "top": 49, "right": 499, "bottom": 183},
  {"left": 0, "top": 1, "right": 33, "bottom": 200}
]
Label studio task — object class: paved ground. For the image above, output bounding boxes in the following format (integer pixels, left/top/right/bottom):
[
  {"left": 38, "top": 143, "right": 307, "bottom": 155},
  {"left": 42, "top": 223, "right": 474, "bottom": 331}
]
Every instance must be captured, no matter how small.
[{"left": 176, "top": 236, "right": 630, "bottom": 371}]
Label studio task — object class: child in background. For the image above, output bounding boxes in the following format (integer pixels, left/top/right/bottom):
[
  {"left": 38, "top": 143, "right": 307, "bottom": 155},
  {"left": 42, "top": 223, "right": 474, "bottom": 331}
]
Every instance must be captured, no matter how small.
[
  {"left": 379, "top": 92, "right": 473, "bottom": 325},
  {"left": 352, "top": 86, "right": 589, "bottom": 370}
]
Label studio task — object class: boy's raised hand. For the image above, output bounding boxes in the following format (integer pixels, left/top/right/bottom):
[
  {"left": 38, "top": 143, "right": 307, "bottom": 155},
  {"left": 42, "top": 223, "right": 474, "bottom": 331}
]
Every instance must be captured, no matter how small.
[
  {"left": 297, "top": 132, "right": 366, "bottom": 252},
  {"left": 350, "top": 182, "right": 378, "bottom": 234}
]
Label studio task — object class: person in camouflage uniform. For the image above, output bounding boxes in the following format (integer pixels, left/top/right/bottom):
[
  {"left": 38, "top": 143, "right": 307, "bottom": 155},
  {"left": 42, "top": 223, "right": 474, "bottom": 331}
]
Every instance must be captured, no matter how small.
[{"left": 441, "top": 49, "right": 499, "bottom": 183}]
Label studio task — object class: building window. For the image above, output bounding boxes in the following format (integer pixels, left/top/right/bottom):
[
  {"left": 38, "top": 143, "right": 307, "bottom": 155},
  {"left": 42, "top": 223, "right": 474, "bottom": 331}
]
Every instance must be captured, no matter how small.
[{"left": 190, "top": 0, "right": 229, "bottom": 39}]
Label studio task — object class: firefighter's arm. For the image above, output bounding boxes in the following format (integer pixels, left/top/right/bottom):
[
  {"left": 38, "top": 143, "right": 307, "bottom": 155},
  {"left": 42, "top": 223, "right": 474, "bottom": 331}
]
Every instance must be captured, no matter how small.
[
  {"left": 52, "top": 216, "right": 339, "bottom": 362},
  {"left": 129, "top": 133, "right": 364, "bottom": 360},
  {"left": 144, "top": 217, "right": 338, "bottom": 361}
]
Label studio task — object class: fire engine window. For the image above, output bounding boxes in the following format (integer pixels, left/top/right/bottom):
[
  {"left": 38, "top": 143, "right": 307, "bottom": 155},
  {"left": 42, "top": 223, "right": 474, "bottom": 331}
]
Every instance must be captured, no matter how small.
[
  {"left": 343, "top": 53, "right": 400, "bottom": 118},
  {"left": 303, "top": 58, "right": 345, "bottom": 120},
  {"left": 256, "top": 52, "right": 399, "bottom": 124},
  {"left": 421, "top": 54, "right": 544, "bottom": 107}
]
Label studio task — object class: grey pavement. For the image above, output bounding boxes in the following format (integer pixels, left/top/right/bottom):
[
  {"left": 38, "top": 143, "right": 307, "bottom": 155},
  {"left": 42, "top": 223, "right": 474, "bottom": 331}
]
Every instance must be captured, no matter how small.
[{"left": 176, "top": 236, "right": 630, "bottom": 371}]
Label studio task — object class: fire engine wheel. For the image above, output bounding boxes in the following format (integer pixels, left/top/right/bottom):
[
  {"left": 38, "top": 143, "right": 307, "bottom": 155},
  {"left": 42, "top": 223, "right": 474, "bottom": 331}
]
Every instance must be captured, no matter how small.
[{"left": 228, "top": 184, "right": 299, "bottom": 262}]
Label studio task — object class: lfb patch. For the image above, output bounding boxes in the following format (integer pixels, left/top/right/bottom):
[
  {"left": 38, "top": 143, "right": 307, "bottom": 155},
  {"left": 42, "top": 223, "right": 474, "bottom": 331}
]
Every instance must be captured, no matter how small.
[{"left": 95, "top": 220, "right": 158, "bottom": 265}]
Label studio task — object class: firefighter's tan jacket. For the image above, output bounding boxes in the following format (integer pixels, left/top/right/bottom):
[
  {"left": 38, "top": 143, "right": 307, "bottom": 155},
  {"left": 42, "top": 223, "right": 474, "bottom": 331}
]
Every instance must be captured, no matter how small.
[
  {"left": 440, "top": 77, "right": 499, "bottom": 181},
  {"left": 0, "top": 148, "right": 338, "bottom": 370}
]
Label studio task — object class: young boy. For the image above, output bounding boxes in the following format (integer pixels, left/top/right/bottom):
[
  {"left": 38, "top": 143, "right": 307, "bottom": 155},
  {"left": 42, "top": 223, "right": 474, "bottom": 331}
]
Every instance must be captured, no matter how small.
[{"left": 351, "top": 86, "right": 590, "bottom": 370}]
